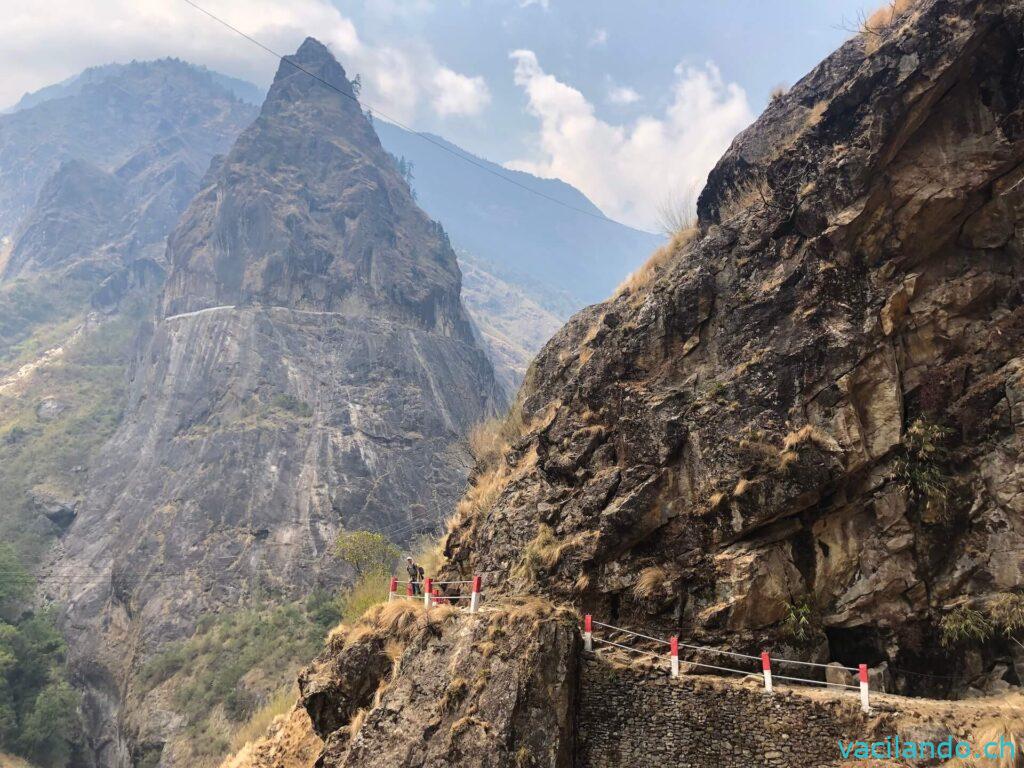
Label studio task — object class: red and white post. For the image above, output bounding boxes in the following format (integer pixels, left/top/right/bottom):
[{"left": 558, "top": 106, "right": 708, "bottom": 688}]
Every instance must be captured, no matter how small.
[
  {"left": 470, "top": 575, "right": 481, "bottom": 614},
  {"left": 670, "top": 637, "right": 680, "bottom": 678},
  {"left": 761, "top": 651, "right": 773, "bottom": 693},
  {"left": 388, "top": 577, "right": 398, "bottom": 603},
  {"left": 584, "top": 614, "right": 593, "bottom": 652},
  {"left": 859, "top": 664, "right": 870, "bottom": 713},
  {"left": 423, "top": 577, "right": 433, "bottom": 608}
]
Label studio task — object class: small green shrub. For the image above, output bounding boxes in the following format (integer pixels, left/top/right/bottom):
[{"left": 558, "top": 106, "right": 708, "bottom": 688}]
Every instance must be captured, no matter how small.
[
  {"left": 893, "top": 419, "right": 953, "bottom": 514},
  {"left": 782, "top": 598, "right": 815, "bottom": 643},
  {"left": 270, "top": 394, "right": 313, "bottom": 418},
  {"left": 940, "top": 606, "right": 992, "bottom": 647},
  {"left": 988, "top": 592, "right": 1024, "bottom": 636}
]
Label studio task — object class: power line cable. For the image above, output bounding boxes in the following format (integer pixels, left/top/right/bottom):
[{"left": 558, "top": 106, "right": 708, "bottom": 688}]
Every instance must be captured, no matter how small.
[{"left": 177, "top": 0, "right": 639, "bottom": 229}]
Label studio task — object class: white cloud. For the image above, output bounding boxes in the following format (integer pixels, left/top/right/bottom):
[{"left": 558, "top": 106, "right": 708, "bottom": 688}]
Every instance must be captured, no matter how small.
[
  {"left": 519, "top": 0, "right": 550, "bottom": 9},
  {"left": 588, "top": 28, "right": 608, "bottom": 47},
  {"left": 0, "top": 0, "right": 489, "bottom": 120},
  {"left": 507, "top": 50, "right": 753, "bottom": 231},
  {"left": 432, "top": 67, "right": 491, "bottom": 116},
  {"left": 607, "top": 85, "right": 641, "bottom": 105}
]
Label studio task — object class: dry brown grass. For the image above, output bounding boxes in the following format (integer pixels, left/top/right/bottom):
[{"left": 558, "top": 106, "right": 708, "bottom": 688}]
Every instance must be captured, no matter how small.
[
  {"left": 777, "top": 449, "right": 799, "bottom": 471},
  {"left": 228, "top": 687, "right": 298, "bottom": 753},
  {"left": 449, "top": 715, "right": 485, "bottom": 739},
  {"left": 769, "top": 84, "right": 788, "bottom": 102},
  {"left": 614, "top": 226, "right": 698, "bottom": 298},
  {"left": 348, "top": 708, "right": 367, "bottom": 740},
  {"left": 944, "top": 718, "right": 1024, "bottom": 768},
  {"left": 781, "top": 424, "right": 831, "bottom": 451},
  {"left": 219, "top": 705, "right": 322, "bottom": 768},
  {"left": 861, "top": 0, "right": 917, "bottom": 53},
  {"left": 573, "top": 571, "right": 591, "bottom": 593},
  {"left": 467, "top": 406, "right": 526, "bottom": 471},
  {"left": 633, "top": 566, "right": 668, "bottom": 600},
  {"left": 733, "top": 477, "right": 751, "bottom": 497},
  {"left": 804, "top": 101, "right": 827, "bottom": 129},
  {"left": 446, "top": 464, "right": 507, "bottom": 537},
  {"left": 512, "top": 526, "right": 597, "bottom": 585},
  {"left": 440, "top": 677, "right": 469, "bottom": 713}
]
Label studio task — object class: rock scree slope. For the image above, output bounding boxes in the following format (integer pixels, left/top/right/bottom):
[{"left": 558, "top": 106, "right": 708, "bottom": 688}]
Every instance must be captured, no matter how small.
[{"left": 42, "top": 38, "right": 502, "bottom": 768}]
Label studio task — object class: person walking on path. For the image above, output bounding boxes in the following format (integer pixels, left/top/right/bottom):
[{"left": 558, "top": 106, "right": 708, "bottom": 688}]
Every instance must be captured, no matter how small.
[{"left": 406, "top": 556, "right": 424, "bottom": 595}]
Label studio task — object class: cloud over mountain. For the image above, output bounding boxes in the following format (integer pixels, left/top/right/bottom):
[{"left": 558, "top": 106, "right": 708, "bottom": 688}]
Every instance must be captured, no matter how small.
[
  {"left": 0, "top": 0, "right": 489, "bottom": 121},
  {"left": 507, "top": 50, "right": 754, "bottom": 230}
]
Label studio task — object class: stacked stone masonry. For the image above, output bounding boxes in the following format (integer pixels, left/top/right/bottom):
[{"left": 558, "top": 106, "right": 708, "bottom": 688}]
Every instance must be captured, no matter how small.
[{"left": 577, "top": 658, "right": 868, "bottom": 767}]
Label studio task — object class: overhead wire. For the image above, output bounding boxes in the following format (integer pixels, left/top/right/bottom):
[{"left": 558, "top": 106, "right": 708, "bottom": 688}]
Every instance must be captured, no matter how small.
[{"left": 178, "top": 0, "right": 639, "bottom": 229}]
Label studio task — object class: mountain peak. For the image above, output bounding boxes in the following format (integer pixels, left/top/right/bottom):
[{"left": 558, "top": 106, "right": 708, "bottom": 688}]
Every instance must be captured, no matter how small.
[{"left": 268, "top": 37, "right": 355, "bottom": 105}]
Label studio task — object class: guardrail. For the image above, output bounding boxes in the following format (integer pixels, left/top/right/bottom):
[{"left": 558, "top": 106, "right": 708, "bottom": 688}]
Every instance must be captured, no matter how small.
[
  {"left": 583, "top": 614, "right": 870, "bottom": 712},
  {"left": 387, "top": 575, "right": 482, "bottom": 613}
]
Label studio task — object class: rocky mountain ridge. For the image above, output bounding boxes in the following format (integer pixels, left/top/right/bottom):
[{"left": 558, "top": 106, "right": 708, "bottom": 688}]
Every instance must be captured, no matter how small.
[
  {"left": 441, "top": 0, "right": 1024, "bottom": 696},
  {"left": 233, "top": 2, "right": 1024, "bottom": 766},
  {"left": 41, "top": 38, "right": 501, "bottom": 767}
]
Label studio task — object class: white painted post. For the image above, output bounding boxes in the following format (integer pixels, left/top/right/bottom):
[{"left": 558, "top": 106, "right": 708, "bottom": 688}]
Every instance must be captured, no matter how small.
[
  {"left": 762, "top": 651, "right": 773, "bottom": 693},
  {"left": 670, "top": 637, "right": 680, "bottom": 678},
  {"left": 584, "top": 614, "right": 593, "bottom": 651},
  {"left": 424, "top": 577, "right": 433, "bottom": 608},
  {"left": 388, "top": 577, "right": 397, "bottom": 603},
  {"left": 859, "top": 664, "right": 870, "bottom": 713},
  {"left": 470, "top": 575, "right": 481, "bottom": 614}
]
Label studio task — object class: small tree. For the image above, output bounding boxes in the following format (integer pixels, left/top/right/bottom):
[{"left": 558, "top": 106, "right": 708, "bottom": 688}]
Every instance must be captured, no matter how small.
[
  {"left": 350, "top": 74, "right": 362, "bottom": 97},
  {"left": 0, "top": 545, "right": 30, "bottom": 618},
  {"left": 334, "top": 530, "right": 400, "bottom": 577}
]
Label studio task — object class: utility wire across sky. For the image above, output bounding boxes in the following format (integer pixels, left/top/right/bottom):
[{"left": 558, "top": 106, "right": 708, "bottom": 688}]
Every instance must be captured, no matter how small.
[{"left": 178, "top": 0, "right": 630, "bottom": 229}]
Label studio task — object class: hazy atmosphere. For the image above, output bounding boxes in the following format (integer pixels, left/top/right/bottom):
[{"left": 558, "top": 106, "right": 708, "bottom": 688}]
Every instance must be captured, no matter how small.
[{"left": 3, "top": 2, "right": 1024, "bottom": 767}]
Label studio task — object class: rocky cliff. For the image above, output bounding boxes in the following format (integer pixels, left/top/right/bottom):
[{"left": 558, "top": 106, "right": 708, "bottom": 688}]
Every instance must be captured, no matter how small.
[
  {"left": 42, "top": 38, "right": 501, "bottom": 767},
  {"left": 441, "top": 0, "right": 1024, "bottom": 698},
  {"left": 214, "top": 2, "right": 1024, "bottom": 766}
]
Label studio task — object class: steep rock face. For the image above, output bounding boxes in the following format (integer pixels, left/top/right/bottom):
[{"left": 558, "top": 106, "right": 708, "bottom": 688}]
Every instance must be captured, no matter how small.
[
  {"left": 43, "top": 39, "right": 501, "bottom": 767},
  {"left": 444, "top": 0, "right": 1024, "bottom": 697},
  {"left": 297, "top": 602, "right": 578, "bottom": 768}
]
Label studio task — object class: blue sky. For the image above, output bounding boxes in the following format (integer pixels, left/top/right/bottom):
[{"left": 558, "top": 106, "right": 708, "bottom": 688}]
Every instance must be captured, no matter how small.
[
  {"left": 340, "top": 0, "right": 870, "bottom": 160},
  {"left": 0, "top": 0, "right": 876, "bottom": 228}
]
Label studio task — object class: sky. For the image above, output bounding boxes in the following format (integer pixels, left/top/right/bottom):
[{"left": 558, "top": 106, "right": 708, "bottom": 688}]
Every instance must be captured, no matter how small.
[{"left": 0, "top": 0, "right": 878, "bottom": 231}]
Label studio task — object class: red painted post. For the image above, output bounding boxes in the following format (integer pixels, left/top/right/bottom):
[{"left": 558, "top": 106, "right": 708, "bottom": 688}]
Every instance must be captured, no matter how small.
[
  {"left": 406, "top": 582, "right": 414, "bottom": 597},
  {"left": 584, "top": 614, "right": 593, "bottom": 651},
  {"left": 470, "top": 575, "right": 481, "bottom": 613},
  {"left": 859, "top": 664, "right": 870, "bottom": 712},
  {"left": 761, "top": 651, "right": 773, "bottom": 693},
  {"left": 424, "top": 577, "right": 433, "bottom": 608},
  {"left": 388, "top": 577, "right": 398, "bottom": 602},
  {"left": 670, "top": 636, "right": 680, "bottom": 678}
]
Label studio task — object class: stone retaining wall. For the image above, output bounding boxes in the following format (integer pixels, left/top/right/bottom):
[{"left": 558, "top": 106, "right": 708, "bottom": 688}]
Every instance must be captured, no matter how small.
[{"left": 576, "top": 658, "right": 869, "bottom": 767}]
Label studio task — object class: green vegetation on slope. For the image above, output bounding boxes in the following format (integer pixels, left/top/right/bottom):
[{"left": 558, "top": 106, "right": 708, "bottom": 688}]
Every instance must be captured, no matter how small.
[
  {"left": 0, "top": 276, "right": 95, "bottom": 372},
  {"left": 0, "top": 311, "right": 137, "bottom": 563},
  {"left": 0, "top": 546, "right": 79, "bottom": 768},
  {"left": 139, "top": 598, "right": 341, "bottom": 765}
]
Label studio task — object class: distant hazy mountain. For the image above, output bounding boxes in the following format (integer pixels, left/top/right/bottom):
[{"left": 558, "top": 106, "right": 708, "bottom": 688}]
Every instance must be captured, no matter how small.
[
  {"left": 375, "top": 120, "right": 663, "bottom": 308},
  {"left": 0, "top": 59, "right": 258, "bottom": 238},
  {"left": 3, "top": 59, "right": 264, "bottom": 115}
]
